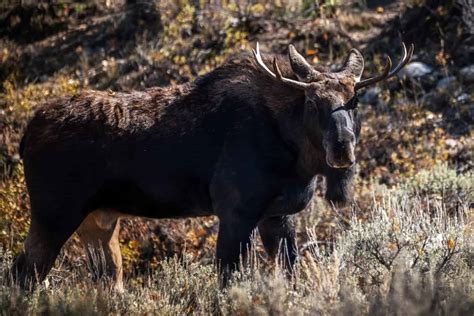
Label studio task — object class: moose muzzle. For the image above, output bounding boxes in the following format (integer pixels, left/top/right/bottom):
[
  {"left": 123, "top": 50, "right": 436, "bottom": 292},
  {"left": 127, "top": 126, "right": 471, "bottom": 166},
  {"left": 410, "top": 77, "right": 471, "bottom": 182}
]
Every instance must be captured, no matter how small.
[{"left": 324, "top": 110, "right": 356, "bottom": 169}]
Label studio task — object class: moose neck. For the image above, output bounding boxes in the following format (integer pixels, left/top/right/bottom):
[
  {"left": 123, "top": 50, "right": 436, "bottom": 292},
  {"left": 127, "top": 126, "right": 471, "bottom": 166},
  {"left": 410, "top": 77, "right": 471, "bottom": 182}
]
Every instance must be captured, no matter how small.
[
  {"left": 190, "top": 54, "right": 328, "bottom": 181},
  {"left": 257, "top": 82, "right": 326, "bottom": 180}
]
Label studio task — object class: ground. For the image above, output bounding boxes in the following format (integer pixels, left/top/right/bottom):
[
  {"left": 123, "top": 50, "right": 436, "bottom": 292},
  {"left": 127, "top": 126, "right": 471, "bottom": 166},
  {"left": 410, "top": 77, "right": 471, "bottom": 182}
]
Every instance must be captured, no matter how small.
[{"left": 0, "top": 0, "right": 473, "bottom": 314}]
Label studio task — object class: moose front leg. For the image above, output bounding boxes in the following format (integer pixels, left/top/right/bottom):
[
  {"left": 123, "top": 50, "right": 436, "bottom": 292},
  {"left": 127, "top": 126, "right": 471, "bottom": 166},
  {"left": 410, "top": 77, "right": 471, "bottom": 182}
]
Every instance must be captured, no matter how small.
[
  {"left": 216, "top": 215, "right": 259, "bottom": 287},
  {"left": 258, "top": 216, "right": 297, "bottom": 272},
  {"left": 257, "top": 178, "right": 314, "bottom": 272}
]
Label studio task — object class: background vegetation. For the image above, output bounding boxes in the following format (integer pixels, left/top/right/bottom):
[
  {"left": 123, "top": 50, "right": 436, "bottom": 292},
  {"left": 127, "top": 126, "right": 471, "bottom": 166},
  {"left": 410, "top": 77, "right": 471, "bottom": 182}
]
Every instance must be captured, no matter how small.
[{"left": 0, "top": 0, "right": 472, "bottom": 314}]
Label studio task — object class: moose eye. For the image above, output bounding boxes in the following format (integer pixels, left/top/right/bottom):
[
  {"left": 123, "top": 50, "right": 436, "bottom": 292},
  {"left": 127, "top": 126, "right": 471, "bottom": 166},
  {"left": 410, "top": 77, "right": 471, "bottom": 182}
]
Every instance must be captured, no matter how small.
[{"left": 345, "top": 95, "right": 359, "bottom": 110}]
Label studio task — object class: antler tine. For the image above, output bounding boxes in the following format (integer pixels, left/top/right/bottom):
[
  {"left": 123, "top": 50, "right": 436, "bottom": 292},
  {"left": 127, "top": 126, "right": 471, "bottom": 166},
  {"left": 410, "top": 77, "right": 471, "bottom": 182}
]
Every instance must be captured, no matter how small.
[
  {"left": 387, "top": 42, "right": 414, "bottom": 77},
  {"left": 355, "top": 57, "right": 392, "bottom": 90},
  {"left": 273, "top": 57, "right": 283, "bottom": 80},
  {"left": 252, "top": 42, "right": 277, "bottom": 80},
  {"left": 355, "top": 42, "right": 414, "bottom": 90},
  {"left": 252, "top": 42, "right": 310, "bottom": 90}
]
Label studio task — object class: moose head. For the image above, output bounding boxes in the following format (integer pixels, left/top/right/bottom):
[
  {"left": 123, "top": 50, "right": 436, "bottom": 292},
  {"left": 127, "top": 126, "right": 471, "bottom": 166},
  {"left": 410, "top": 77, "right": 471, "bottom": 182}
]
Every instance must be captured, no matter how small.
[{"left": 253, "top": 42, "right": 413, "bottom": 169}]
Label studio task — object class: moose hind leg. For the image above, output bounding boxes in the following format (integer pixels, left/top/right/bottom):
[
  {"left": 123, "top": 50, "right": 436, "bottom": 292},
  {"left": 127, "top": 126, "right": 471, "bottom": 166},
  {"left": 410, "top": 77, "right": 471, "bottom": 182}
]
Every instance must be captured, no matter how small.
[
  {"left": 10, "top": 212, "right": 84, "bottom": 290},
  {"left": 76, "top": 210, "right": 123, "bottom": 292}
]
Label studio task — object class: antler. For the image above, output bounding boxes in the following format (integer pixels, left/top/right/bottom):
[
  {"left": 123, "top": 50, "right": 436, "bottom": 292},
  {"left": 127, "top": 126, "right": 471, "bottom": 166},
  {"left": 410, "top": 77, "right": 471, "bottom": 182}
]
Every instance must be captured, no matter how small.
[
  {"left": 252, "top": 42, "right": 310, "bottom": 90},
  {"left": 355, "top": 42, "right": 414, "bottom": 90}
]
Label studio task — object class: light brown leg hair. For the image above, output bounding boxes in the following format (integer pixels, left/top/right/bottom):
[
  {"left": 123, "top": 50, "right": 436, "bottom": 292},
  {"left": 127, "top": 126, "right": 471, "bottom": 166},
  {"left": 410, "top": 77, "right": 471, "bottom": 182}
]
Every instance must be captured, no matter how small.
[{"left": 76, "top": 210, "right": 123, "bottom": 293}]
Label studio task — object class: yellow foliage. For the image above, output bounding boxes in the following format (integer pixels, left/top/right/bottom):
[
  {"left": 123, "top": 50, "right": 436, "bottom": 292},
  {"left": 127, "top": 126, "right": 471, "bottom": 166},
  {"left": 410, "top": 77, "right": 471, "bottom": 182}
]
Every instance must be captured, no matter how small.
[
  {"left": 0, "top": 166, "right": 30, "bottom": 254},
  {"left": 359, "top": 102, "right": 451, "bottom": 179},
  {"left": 155, "top": 2, "right": 250, "bottom": 81},
  {"left": 446, "top": 238, "right": 455, "bottom": 250},
  {"left": 2, "top": 75, "right": 79, "bottom": 120},
  {"left": 120, "top": 237, "right": 141, "bottom": 271},
  {"left": 249, "top": 3, "right": 265, "bottom": 15}
]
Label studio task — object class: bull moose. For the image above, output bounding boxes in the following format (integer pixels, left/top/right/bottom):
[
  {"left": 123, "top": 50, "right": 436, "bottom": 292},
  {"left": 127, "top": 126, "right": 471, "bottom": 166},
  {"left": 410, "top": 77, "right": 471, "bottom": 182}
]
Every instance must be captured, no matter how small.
[{"left": 11, "top": 42, "right": 413, "bottom": 291}]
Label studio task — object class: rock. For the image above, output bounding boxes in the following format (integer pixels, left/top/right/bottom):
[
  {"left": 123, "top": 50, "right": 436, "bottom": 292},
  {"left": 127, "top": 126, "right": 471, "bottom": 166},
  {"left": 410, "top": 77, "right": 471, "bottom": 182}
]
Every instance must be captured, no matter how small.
[
  {"left": 460, "top": 65, "right": 474, "bottom": 83},
  {"left": 359, "top": 86, "right": 381, "bottom": 105},
  {"left": 436, "top": 76, "right": 457, "bottom": 91},
  {"left": 421, "top": 91, "right": 449, "bottom": 110},
  {"left": 445, "top": 138, "right": 464, "bottom": 158},
  {"left": 456, "top": 93, "right": 470, "bottom": 104},
  {"left": 399, "top": 62, "right": 433, "bottom": 79},
  {"left": 445, "top": 138, "right": 458, "bottom": 148},
  {"left": 329, "top": 64, "right": 339, "bottom": 72}
]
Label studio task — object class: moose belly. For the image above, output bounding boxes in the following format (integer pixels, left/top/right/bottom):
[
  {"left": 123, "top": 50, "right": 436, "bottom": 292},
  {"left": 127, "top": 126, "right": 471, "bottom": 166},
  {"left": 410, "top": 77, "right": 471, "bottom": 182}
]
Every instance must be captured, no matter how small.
[{"left": 88, "top": 176, "right": 215, "bottom": 219}]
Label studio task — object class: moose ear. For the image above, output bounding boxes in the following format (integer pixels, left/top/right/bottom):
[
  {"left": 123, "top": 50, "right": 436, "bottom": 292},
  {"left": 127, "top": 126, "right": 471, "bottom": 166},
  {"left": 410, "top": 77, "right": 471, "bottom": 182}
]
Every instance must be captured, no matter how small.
[
  {"left": 288, "top": 45, "right": 318, "bottom": 81},
  {"left": 340, "top": 49, "right": 365, "bottom": 81}
]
